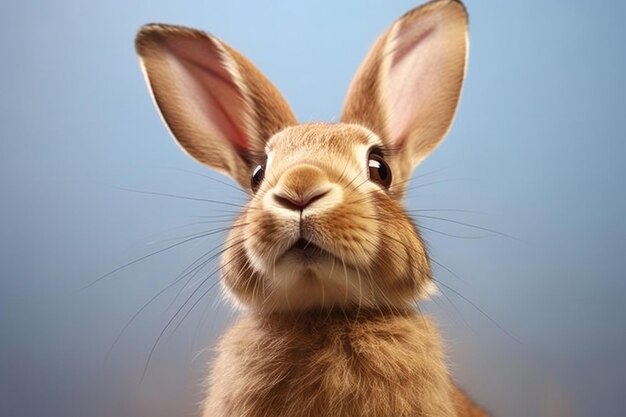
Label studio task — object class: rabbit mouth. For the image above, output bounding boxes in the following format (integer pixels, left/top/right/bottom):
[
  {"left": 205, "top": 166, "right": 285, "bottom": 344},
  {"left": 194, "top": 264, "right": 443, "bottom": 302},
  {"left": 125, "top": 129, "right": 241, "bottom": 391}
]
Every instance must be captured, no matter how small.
[{"left": 281, "top": 238, "right": 332, "bottom": 263}]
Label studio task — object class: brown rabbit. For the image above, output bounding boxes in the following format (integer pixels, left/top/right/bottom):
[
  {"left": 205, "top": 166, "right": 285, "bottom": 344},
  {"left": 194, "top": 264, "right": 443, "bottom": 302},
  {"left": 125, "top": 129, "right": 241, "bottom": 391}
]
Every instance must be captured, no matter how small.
[{"left": 135, "top": 0, "right": 487, "bottom": 415}]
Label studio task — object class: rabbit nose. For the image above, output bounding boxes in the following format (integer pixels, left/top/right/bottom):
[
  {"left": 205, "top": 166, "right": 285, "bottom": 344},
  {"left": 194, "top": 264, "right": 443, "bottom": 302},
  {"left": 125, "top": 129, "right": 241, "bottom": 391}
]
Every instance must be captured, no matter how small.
[
  {"left": 270, "top": 164, "right": 331, "bottom": 212},
  {"left": 273, "top": 189, "right": 329, "bottom": 211}
]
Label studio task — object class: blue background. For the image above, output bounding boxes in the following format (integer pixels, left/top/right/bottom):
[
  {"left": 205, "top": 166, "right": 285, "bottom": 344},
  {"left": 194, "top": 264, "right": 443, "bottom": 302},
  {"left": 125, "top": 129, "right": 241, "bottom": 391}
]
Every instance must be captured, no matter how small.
[{"left": 1, "top": 1, "right": 625, "bottom": 416}]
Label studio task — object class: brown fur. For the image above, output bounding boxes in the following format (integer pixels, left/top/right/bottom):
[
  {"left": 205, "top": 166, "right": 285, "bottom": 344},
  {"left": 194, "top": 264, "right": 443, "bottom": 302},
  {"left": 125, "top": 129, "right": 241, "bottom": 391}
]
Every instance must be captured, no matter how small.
[
  {"left": 135, "top": 1, "right": 488, "bottom": 416},
  {"left": 222, "top": 124, "right": 432, "bottom": 313},
  {"left": 453, "top": 386, "right": 490, "bottom": 417},
  {"left": 204, "top": 310, "right": 456, "bottom": 417}
]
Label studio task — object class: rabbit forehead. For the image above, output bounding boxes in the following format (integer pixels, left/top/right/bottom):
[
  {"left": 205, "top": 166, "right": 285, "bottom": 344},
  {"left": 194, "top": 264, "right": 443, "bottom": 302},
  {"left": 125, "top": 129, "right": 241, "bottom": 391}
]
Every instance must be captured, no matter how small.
[{"left": 266, "top": 123, "right": 379, "bottom": 164}]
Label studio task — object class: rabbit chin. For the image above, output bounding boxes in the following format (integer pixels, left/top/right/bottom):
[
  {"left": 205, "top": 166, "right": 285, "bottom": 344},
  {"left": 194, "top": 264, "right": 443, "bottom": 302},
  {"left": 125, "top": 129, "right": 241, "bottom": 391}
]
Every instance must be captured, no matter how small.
[
  {"left": 223, "top": 249, "right": 437, "bottom": 312},
  {"left": 257, "top": 254, "right": 384, "bottom": 312},
  {"left": 228, "top": 254, "right": 437, "bottom": 313}
]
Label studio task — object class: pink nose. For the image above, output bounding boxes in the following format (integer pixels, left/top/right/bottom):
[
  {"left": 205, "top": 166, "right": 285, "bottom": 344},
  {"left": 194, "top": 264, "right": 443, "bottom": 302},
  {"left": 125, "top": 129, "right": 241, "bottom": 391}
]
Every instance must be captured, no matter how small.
[{"left": 273, "top": 189, "right": 328, "bottom": 211}]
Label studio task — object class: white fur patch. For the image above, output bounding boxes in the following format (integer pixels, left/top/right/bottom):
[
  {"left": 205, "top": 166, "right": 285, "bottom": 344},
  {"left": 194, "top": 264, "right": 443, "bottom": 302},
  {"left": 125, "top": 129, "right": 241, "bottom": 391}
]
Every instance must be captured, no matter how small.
[{"left": 420, "top": 280, "right": 440, "bottom": 300}]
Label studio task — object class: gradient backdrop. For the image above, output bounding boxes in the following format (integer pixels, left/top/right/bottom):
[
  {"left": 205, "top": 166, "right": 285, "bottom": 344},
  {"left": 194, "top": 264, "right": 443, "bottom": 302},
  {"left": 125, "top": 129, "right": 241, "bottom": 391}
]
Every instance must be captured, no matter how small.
[{"left": 1, "top": 1, "right": 625, "bottom": 416}]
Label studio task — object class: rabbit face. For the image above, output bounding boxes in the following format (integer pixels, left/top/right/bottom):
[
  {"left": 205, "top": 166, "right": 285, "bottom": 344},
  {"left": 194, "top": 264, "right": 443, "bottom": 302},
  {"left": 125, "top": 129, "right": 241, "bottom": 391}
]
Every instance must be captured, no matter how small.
[{"left": 221, "top": 123, "right": 432, "bottom": 312}]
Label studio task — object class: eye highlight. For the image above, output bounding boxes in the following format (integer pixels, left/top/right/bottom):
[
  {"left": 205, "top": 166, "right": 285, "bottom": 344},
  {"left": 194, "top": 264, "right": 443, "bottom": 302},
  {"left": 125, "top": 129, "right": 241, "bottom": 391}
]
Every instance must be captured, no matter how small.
[
  {"left": 251, "top": 164, "right": 265, "bottom": 192},
  {"left": 368, "top": 151, "right": 392, "bottom": 189}
]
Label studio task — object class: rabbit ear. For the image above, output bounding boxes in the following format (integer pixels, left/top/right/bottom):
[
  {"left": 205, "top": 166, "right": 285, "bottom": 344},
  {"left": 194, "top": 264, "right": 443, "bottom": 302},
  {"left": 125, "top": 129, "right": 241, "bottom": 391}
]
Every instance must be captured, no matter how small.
[
  {"left": 135, "top": 24, "right": 297, "bottom": 187},
  {"left": 341, "top": 0, "right": 468, "bottom": 171}
]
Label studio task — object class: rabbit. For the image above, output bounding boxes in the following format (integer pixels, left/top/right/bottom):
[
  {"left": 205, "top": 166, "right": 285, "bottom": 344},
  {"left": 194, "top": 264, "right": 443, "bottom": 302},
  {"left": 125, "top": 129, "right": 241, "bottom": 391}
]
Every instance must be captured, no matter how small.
[{"left": 135, "top": 0, "right": 487, "bottom": 416}]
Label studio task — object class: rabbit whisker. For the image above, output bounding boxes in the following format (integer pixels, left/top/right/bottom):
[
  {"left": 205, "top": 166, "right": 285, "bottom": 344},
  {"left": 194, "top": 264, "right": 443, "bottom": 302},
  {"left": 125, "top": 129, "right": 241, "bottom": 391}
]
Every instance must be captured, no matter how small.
[
  {"left": 106, "top": 235, "right": 247, "bottom": 363},
  {"left": 410, "top": 214, "right": 520, "bottom": 241},
  {"left": 404, "top": 178, "right": 470, "bottom": 193},
  {"left": 141, "top": 254, "right": 242, "bottom": 381},
  {"left": 165, "top": 233, "right": 250, "bottom": 313},
  {"left": 431, "top": 278, "right": 521, "bottom": 344},
  {"left": 117, "top": 187, "right": 251, "bottom": 209},
  {"left": 166, "top": 167, "right": 252, "bottom": 197},
  {"left": 85, "top": 227, "right": 238, "bottom": 289}
]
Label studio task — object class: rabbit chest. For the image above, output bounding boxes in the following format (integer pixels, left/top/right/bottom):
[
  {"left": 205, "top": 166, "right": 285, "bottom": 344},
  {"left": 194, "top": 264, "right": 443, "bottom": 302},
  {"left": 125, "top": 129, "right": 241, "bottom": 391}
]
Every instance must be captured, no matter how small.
[{"left": 202, "top": 310, "right": 457, "bottom": 417}]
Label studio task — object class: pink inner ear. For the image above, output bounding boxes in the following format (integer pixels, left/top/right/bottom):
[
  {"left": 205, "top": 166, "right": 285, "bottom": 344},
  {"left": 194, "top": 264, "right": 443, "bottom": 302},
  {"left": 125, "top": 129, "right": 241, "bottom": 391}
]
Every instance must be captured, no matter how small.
[
  {"left": 386, "top": 15, "right": 445, "bottom": 147},
  {"left": 165, "top": 37, "right": 250, "bottom": 151}
]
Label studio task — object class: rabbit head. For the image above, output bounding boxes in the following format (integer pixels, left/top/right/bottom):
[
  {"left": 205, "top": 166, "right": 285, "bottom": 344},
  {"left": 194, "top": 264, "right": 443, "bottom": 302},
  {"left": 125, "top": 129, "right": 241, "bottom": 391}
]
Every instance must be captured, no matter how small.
[{"left": 135, "top": 0, "right": 468, "bottom": 313}]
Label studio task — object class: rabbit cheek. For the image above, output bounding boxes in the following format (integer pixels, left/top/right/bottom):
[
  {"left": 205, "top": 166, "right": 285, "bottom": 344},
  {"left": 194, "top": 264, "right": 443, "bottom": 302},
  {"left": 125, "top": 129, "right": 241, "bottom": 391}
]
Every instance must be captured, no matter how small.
[
  {"left": 368, "top": 198, "right": 432, "bottom": 305},
  {"left": 242, "top": 204, "right": 299, "bottom": 275},
  {"left": 219, "top": 224, "right": 265, "bottom": 306}
]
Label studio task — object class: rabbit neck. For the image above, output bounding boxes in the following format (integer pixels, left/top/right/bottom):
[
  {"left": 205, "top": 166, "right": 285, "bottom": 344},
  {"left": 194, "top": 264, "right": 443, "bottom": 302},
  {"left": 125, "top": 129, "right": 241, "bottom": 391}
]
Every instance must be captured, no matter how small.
[{"left": 203, "top": 309, "right": 457, "bottom": 417}]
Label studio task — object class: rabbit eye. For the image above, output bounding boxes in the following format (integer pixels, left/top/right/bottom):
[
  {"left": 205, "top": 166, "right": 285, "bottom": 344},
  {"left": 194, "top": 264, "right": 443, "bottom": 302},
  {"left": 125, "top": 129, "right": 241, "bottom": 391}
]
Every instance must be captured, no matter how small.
[
  {"left": 368, "top": 152, "right": 392, "bottom": 189},
  {"left": 251, "top": 164, "right": 265, "bottom": 192}
]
